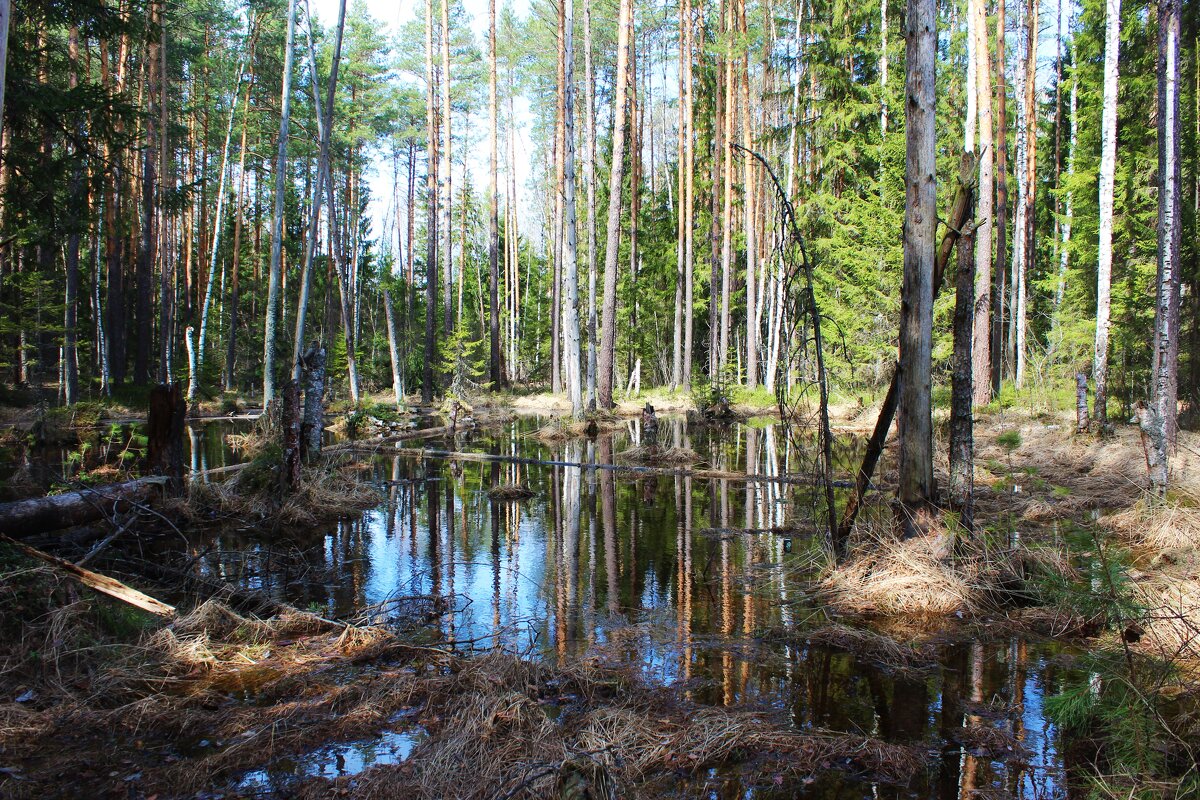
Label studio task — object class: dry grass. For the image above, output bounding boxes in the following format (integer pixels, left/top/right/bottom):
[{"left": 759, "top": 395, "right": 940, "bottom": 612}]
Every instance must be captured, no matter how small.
[
  {"left": 295, "top": 654, "right": 928, "bottom": 800},
  {"left": 819, "top": 529, "right": 976, "bottom": 616},
  {"left": 488, "top": 483, "right": 535, "bottom": 500},
  {"left": 1108, "top": 495, "right": 1200, "bottom": 554},
  {"left": 188, "top": 459, "right": 382, "bottom": 526},
  {"left": 615, "top": 445, "right": 702, "bottom": 465}
]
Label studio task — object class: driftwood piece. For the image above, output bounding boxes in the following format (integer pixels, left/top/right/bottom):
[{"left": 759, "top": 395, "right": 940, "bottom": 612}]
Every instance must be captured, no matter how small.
[
  {"left": 837, "top": 154, "right": 977, "bottom": 547},
  {"left": 0, "top": 477, "right": 166, "bottom": 537},
  {"left": 1, "top": 534, "right": 176, "bottom": 617},
  {"left": 145, "top": 382, "right": 188, "bottom": 494}
]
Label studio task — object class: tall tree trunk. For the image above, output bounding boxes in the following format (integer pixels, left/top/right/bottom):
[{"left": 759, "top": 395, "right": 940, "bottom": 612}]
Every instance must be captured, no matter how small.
[
  {"left": 718, "top": 0, "right": 735, "bottom": 373},
  {"left": 898, "top": 0, "right": 937, "bottom": 537},
  {"left": 383, "top": 288, "right": 404, "bottom": 405},
  {"left": 488, "top": 0, "right": 501, "bottom": 387},
  {"left": 682, "top": 0, "right": 695, "bottom": 390},
  {"left": 423, "top": 0, "right": 439, "bottom": 404},
  {"left": 1056, "top": 76, "right": 1076, "bottom": 309},
  {"left": 292, "top": 0, "right": 346, "bottom": 380},
  {"left": 971, "top": 0, "right": 994, "bottom": 407},
  {"left": 672, "top": 0, "right": 686, "bottom": 389},
  {"left": 1150, "top": 0, "right": 1181, "bottom": 492},
  {"left": 1094, "top": 0, "right": 1121, "bottom": 427},
  {"left": 950, "top": 205, "right": 977, "bottom": 523},
  {"left": 226, "top": 53, "right": 254, "bottom": 392},
  {"left": 740, "top": 0, "right": 757, "bottom": 388},
  {"left": 135, "top": 6, "right": 160, "bottom": 387},
  {"left": 1016, "top": 0, "right": 1037, "bottom": 387},
  {"left": 63, "top": 27, "right": 83, "bottom": 404},
  {"left": 191, "top": 43, "right": 248, "bottom": 403},
  {"left": 263, "top": 0, "right": 298, "bottom": 403},
  {"left": 991, "top": 0, "right": 1008, "bottom": 397},
  {"left": 585, "top": 0, "right": 598, "bottom": 405},
  {"left": 597, "top": 0, "right": 633, "bottom": 409},
  {"left": 0, "top": 0, "right": 9, "bottom": 144},
  {"left": 562, "top": 0, "right": 583, "bottom": 417},
  {"left": 440, "top": 0, "right": 453, "bottom": 336}
]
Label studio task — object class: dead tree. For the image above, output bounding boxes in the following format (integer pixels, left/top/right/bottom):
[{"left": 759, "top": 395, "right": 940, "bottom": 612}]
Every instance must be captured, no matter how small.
[
  {"left": 300, "top": 341, "right": 326, "bottom": 462},
  {"left": 281, "top": 380, "right": 302, "bottom": 490},
  {"left": 145, "top": 382, "right": 186, "bottom": 494},
  {"left": 1075, "top": 373, "right": 1089, "bottom": 433},
  {"left": 949, "top": 210, "right": 977, "bottom": 530},
  {"left": 733, "top": 143, "right": 837, "bottom": 550},
  {"left": 838, "top": 154, "right": 977, "bottom": 547}
]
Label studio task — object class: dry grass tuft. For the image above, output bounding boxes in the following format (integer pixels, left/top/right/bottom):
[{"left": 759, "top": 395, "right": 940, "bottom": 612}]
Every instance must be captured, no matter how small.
[
  {"left": 189, "top": 459, "right": 382, "bottom": 526},
  {"left": 819, "top": 530, "right": 976, "bottom": 616},
  {"left": 1108, "top": 495, "right": 1200, "bottom": 554},
  {"left": 615, "top": 445, "right": 702, "bottom": 465},
  {"left": 488, "top": 483, "right": 535, "bottom": 500}
]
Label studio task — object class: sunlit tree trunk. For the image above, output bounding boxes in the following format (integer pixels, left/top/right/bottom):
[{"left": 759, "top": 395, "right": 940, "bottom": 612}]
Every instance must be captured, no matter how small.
[
  {"left": 292, "top": 0, "right": 345, "bottom": 380},
  {"left": 898, "top": 0, "right": 937, "bottom": 537},
  {"left": 1094, "top": 0, "right": 1120, "bottom": 427},
  {"left": 63, "top": 26, "right": 82, "bottom": 404},
  {"left": 562, "top": 0, "right": 583, "bottom": 417},
  {"left": 1015, "top": 0, "right": 1037, "bottom": 388},
  {"left": 598, "top": 0, "right": 633, "bottom": 408},
  {"left": 440, "top": 0, "right": 453, "bottom": 336},
  {"left": 991, "top": 0, "right": 1008, "bottom": 397},
  {"left": 718, "top": 0, "right": 735, "bottom": 373},
  {"left": 423, "top": 0, "right": 439, "bottom": 404},
  {"left": 739, "top": 0, "right": 756, "bottom": 387},
  {"left": 263, "top": 0, "right": 297, "bottom": 403},
  {"left": 1056, "top": 77, "right": 1076, "bottom": 309},
  {"left": 488, "top": 0, "right": 501, "bottom": 387},
  {"left": 970, "top": 0, "right": 993, "bottom": 407},
  {"left": 1149, "top": 0, "right": 1181, "bottom": 493},
  {"left": 585, "top": 0, "right": 598, "bottom": 405}
]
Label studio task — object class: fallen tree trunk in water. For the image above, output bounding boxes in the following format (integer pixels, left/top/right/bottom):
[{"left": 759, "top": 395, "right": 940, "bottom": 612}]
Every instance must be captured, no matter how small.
[
  {"left": 1, "top": 534, "right": 176, "bottom": 616},
  {"left": 0, "top": 477, "right": 167, "bottom": 536}
]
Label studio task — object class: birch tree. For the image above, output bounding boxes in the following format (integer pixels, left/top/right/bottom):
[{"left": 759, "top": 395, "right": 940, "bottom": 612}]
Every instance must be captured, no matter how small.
[{"left": 1093, "top": 0, "right": 1120, "bottom": 427}]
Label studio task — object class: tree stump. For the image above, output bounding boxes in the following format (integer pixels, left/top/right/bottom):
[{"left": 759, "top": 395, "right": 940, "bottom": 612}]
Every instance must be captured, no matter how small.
[
  {"left": 1075, "top": 373, "right": 1090, "bottom": 434},
  {"left": 642, "top": 402, "right": 659, "bottom": 451},
  {"left": 145, "top": 382, "right": 187, "bottom": 495},
  {"left": 281, "top": 380, "right": 302, "bottom": 492},
  {"left": 300, "top": 341, "right": 326, "bottom": 462}
]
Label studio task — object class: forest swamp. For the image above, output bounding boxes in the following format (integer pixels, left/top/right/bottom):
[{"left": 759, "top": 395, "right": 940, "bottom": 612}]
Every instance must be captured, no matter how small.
[{"left": 1, "top": 398, "right": 1198, "bottom": 800}]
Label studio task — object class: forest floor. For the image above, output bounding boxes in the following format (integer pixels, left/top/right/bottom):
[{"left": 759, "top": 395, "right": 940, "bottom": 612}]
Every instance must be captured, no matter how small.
[{"left": 2, "top": 395, "right": 1200, "bottom": 797}]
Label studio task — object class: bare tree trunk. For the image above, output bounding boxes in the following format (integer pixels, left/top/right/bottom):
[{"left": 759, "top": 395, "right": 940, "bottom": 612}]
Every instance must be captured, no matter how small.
[
  {"left": 562, "top": 0, "right": 583, "bottom": 417},
  {"left": 1056, "top": 72, "right": 1076, "bottom": 309},
  {"left": 740, "top": 0, "right": 756, "bottom": 388},
  {"left": 263, "top": 0, "right": 297, "bottom": 403},
  {"left": 226, "top": 52, "right": 255, "bottom": 392},
  {"left": 300, "top": 341, "right": 325, "bottom": 461},
  {"left": 1150, "top": 0, "right": 1181, "bottom": 492},
  {"left": 971, "top": 0, "right": 994, "bottom": 407},
  {"left": 1016, "top": 0, "right": 1037, "bottom": 387},
  {"left": 898, "top": 0, "right": 937, "bottom": 537},
  {"left": 383, "top": 288, "right": 404, "bottom": 406},
  {"left": 1094, "top": 0, "right": 1121, "bottom": 427},
  {"left": 440, "top": 0, "right": 453, "bottom": 336},
  {"left": 991, "top": 0, "right": 1008, "bottom": 397},
  {"left": 598, "top": 0, "right": 633, "bottom": 409},
  {"left": 192, "top": 44, "right": 249, "bottom": 402},
  {"left": 292, "top": 0, "right": 346, "bottom": 381},
  {"left": 135, "top": 6, "right": 161, "bottom": 387},
  {"left": 718, "top": 0, "right": 735, "bottom": 373},
  {"left": 950, "top": 210, "right": 976, "bottom": 525},
  {"left": 63, "top": 26, "right": 83, "bottom": 404},
  {"left": 682, "top": 0, "right": 695, "bottom": 390},
  {"left": 585, "top": 0, "right": 598, "bottom": 405},
  {"left": 488, "top": 0, "right": 502, "bottom": 387},
  {"left": 423, "top": 0, "right": 439, "bottom": 404}
]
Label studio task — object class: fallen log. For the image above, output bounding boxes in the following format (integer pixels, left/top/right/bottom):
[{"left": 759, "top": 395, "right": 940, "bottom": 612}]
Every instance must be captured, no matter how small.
[
  {"left": 1, "top": 534, "right": 176, "bottom": 617},
  {"left": 0, "top": 477, "right": 167, "bottom": 537}
]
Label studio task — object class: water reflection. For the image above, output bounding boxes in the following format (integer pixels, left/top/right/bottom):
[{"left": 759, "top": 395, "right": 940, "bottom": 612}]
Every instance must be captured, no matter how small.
[{"left": 180, "top": 417, "right": 1071, "bottom": 799}]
